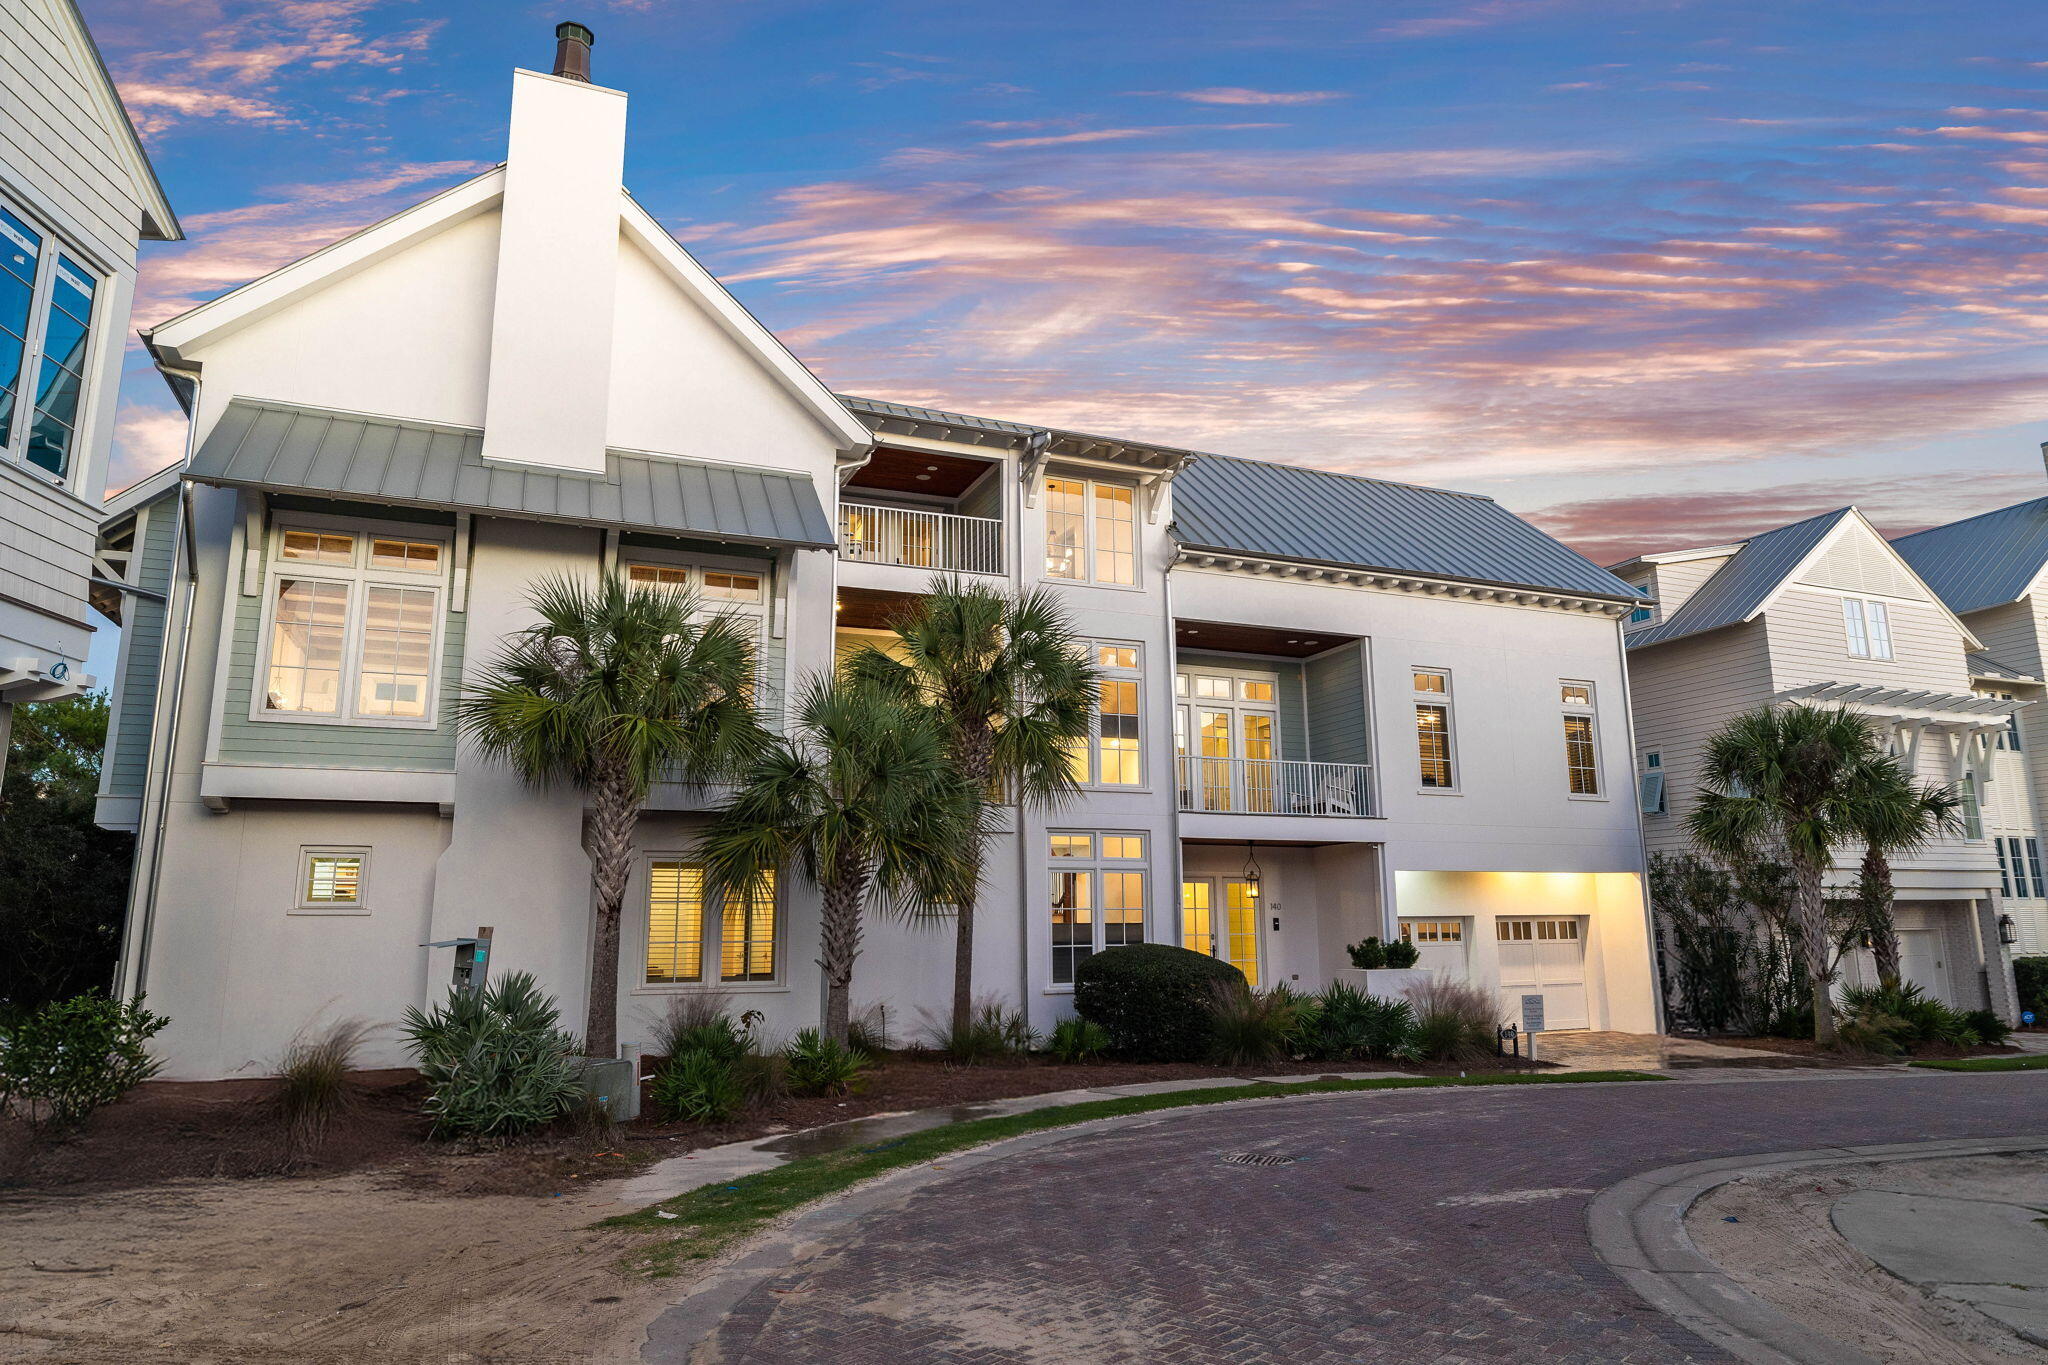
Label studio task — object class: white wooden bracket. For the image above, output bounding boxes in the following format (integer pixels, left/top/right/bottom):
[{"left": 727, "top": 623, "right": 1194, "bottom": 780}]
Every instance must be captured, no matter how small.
[
  {"left": 451, "top": 512, "right": 472, "bottom": 613},
  {"left": 239, "top": 491, "right": 265, "bottom": 596},
  {"left": 1019, "top": 431, "right": 1052, "bottom": 509}
]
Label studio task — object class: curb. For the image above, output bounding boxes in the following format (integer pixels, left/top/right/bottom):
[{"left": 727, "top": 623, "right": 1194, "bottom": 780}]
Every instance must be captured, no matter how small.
[{"left": 1585, "top": 1134, "right": 2048, "bottom": 1365}]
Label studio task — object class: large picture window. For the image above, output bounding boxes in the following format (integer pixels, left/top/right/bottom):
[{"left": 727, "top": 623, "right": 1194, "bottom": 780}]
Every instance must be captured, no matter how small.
[
  {"left": 645, "top": 861, "right": 778, "bottom": 985},
  {"left": 259, "top": 524, "right": 448, "bottom": 726},
  {"left": 1043, "top": 476, "right": 1137, "bottom": 586},
  {"left": 0, "top": 200, "right": 101, "bottom": 479},
  {"left": 1069, "top": 643, "right": 1143, "bottom": 787},
  {"left": 1049, "top": 832, "right": 1147, "bottom": 985}
]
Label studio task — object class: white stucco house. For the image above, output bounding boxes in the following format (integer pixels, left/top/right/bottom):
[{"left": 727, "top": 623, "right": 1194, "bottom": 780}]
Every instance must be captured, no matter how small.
[
  {"left": 1616, "top": 507, "right": 2029, "bottom": 1019},
  {"left": 98, "top": 28, "right": 1660, "bottom": 1079},
  {"left": 0, "top": 0, "right": 178, "bottom": 775}
]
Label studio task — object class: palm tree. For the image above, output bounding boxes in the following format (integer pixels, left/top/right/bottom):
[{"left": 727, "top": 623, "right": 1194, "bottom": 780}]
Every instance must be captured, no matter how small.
[
  {"left": 696, "top": 675, "right": 976, "bottom": 1043},
  {"left": 1848, "top": 758, "right": 1965, "bottom": 986},
  {"left": 845, "top": 577, "right": 1097, "bottom": 1035},
  {"left": 456, "top": 572, "right": 767, "bottom": 1058},
  {"left": 1688, "top": 703, "right": 1899, "bottom": 1045}
]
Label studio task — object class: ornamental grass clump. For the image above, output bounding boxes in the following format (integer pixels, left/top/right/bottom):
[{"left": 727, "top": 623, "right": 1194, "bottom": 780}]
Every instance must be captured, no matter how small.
[
  {"left": 784, "top": 1028, "right": 868, "bottom": 1096},
  {"left": 1206, "top": 981, "right": 1298, "bottom": 1066},
  {"left": 0, "top": 994, "right": 167, "bottom": 1133},
  {"left": 1405, "top": 977, "right": 1498, "bottom": 1065},
  {"left": 645, "top": 996, "right": 785, "bottom": 1123},
  {"left": 401, "top": 972, "right": 581, "bottom": 1140},
  {"left": 273, "top": 1016, "right": 373, "bottom": 1158},
  {"left": 920, "top": 995, "right": 1036, "bottom": 1064}
]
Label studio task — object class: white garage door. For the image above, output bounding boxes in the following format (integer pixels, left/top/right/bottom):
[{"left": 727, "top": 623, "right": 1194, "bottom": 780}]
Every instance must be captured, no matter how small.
[
  {"left": 1399, "top": 918, "right": 1470, "bottom": 977},
  {"left": 1496, "top": 918, "right": 1589, "bottom": 1030}
]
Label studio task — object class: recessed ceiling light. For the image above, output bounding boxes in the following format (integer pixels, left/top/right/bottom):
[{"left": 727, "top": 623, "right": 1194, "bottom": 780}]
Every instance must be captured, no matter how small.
[{"left": 915, "top": 473, "right": 932, "bottom": 481}]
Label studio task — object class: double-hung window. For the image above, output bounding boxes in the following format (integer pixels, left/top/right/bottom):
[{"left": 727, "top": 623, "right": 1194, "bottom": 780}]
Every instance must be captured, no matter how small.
[
  {"left": 1070, "top": 643, "right": 1143, "bottom": 786},
  {"left": 1413, "top": 669, "right": 1456, "bottom": 789},
  {"left": 1560, "top": 682, "right": 1601, "bottom": 796},
  {"left": 0, "top": 200, "right": 100, "bottom": 479},
  {"left": 260, "top": 524, "right": 448, "bottom": 725},
  {"left": 1043, "top": 476, "right": 1137, "bottom": 585},
  {"left": 1049, "top": 832, "right": 1147, "bottom": 985},
  {"left": 644, "top": 862, "right": 778, "bottom": 985},
  {"left": 2000, "top": 836, "right": 2043, "bottom": 898},
  {"left": 1842, "top": 599, "right": 1893, "bottom": 660}
]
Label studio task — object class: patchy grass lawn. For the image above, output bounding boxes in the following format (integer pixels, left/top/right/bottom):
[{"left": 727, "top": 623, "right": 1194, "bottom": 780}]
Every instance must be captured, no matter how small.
[
  {"left": 603, "top": 1069, "right": 1658, "bottom": 1277},
  {"left": 1908, "top": 1054, "right": 2048, "bottom": 1072}
]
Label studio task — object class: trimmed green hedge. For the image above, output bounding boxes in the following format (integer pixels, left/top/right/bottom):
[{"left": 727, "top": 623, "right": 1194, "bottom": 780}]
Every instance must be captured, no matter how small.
[
  {"left": 1073, "top": 944, "right": 1244, "bottom": 1061},
  {"left": 2014, "top": 956, "right": 2047, "bottom": 1019}
]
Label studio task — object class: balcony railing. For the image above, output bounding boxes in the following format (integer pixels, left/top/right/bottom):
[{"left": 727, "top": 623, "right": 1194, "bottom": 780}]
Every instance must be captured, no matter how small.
[
  {"left": 1176, "top": 756, "right": 1375, "bottom": 818},
  {"left": 839, "top": 500, "right": 1003, "bottom": 576}
]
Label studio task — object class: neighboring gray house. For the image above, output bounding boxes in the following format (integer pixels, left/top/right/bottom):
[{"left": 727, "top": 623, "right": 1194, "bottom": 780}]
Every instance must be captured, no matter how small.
[
  {"left": 1616, "top": 507, "right": 2028, "bottom": 1017},
  {"left": 100, "top": 30, "right": 1661, "bottom": 1079},
  {"left": 0, "top": 0, "right": 178, "bottom": 767}
]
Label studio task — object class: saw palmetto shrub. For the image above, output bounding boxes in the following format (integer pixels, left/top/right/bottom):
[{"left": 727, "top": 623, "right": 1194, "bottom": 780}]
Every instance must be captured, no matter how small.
[
  {"left": 401, "top": 972, "right": 581, "bottom": 1140},
  {"left": 1074, "top": 943, "right": 1245, "bottom": 1062}
]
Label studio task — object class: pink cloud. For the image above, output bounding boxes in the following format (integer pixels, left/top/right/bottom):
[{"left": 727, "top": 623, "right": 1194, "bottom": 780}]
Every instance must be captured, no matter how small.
[{"left": 1147, "top": 88, "right": 1347, "bottom": 106}]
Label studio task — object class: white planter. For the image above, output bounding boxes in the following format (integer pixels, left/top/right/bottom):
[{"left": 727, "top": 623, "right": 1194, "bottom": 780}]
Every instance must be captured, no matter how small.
[{"left": 1334, "top": 967, "right": 1437, "bottom": 1002}]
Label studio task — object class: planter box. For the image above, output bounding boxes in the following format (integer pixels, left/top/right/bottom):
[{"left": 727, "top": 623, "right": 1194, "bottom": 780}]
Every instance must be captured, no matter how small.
[{"left": 1334, "top": 967, "right": 1437, "bottom": 1002}]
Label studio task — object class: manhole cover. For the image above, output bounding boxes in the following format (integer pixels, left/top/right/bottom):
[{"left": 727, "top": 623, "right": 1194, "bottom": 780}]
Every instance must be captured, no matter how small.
[{"left": 1220, "top": 1151, "right": 1297, "bottom": 1167}]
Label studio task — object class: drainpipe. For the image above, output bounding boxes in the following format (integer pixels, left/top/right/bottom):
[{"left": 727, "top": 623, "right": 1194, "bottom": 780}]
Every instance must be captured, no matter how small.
[{"left": 116, "top": 372, "right": 203, "bottom": 998}]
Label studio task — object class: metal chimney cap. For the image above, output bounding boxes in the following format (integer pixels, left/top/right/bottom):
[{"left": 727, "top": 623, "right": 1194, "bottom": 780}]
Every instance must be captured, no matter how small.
[{"left": 557, "top": 21, "right": 595, "bottom": 45}]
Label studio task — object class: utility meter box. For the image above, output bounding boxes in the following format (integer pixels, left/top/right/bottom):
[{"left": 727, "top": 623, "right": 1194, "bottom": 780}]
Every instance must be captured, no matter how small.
[{"left": 422, "top": 926, "right": 495, "bottom": 995}]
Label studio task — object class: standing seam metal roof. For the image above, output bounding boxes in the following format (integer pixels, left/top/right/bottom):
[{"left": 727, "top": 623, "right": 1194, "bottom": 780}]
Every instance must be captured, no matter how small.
[
  {"left": 1891, "top": 496, "right": 2048, "bottom": 616},
  {"left": 1624, "top": 507, "right": 1851, "bottom": 649},
  {"left": 1171, "top": 453, "right": 1640, "bottom": 600},
  {"left": 186, "top": 399, "right": 837, "bottom": 547}
]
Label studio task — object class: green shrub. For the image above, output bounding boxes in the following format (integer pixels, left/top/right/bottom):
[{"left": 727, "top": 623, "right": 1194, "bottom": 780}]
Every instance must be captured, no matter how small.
[
  {"left": 1406, "top": 977, "right": 1497, "bottom": 1065},
  {"left": 646, "top": 992, "right": 754, "bottom": 1064},
  {"left": 1382, "top": 937, "right": 1420, "bottom": 969},
  {"left": 1046, "top": 1016, "right": 1111, "bottom": 1064},
  {"left": 651, "top": 1049, "right": 747, "bottom": 1122},
  {"left": 1206, "top": 982, "right": 1298, "bottom": 1066},
  {"left": 401, "top": 972, "right": 581, "bottom": 1139},
  {"left": 1345, "top": 937, "right": 1388, "bottom": 969},
  {"left": 273, "top": 1017, "right": 373, "bottom": 1156},
  {"left": 1292, "top": 982, "right": 1414, "bottom": 1062},
  {"left": 1963, "top": 1008, "right": 2012, "bottom": 1046},
  {"left": 1837, "top": 983, "right": 1983, "bottom": 1053},
  {"left": 2015, "top": 957, "right": 2048, "bottom": 1018},
  {"left": 0, "top": 994, "right": 167, "bottom": 1132},
  {"left": 923, "top": 997, "right": 1036, "bottom": 1064},
  {"left": 1074, "top": 944, "right": 1245, "bottom": 1062},
  {"left": 784, "top": 1029, "right": 868, "bottom": 1096}
]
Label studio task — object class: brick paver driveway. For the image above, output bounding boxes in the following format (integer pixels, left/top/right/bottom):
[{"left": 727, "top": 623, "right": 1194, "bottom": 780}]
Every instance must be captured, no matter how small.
[{"left": 663, "top": 1072, "right": 2048, "bottom": 1364}]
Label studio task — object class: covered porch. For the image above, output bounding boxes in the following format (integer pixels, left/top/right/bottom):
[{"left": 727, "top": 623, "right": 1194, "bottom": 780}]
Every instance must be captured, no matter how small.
[{"left": 1176, "top": 838, "right": 1383, "bottom": 992}]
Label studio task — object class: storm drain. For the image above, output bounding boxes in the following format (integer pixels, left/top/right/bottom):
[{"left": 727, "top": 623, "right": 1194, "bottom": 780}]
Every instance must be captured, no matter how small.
[{"left": 1220, "top": 1151, "right": 1298, "bottom": 1168}]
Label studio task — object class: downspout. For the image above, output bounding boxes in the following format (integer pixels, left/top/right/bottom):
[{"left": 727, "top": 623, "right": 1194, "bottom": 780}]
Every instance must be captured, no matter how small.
[
  {"left": 1612, "top": 609, "right": 1666, "bottom": 1033},
  {"left": 116, "top": 371, "right": 203, "bottom": 998}
]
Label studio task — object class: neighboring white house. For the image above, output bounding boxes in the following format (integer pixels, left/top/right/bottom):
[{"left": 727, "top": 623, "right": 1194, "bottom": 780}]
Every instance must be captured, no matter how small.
[
  {"left": 99, "top": 28, "right": 1660, "bottom": 1079},
  {"left": 0, "top": 0, "right": 178, "bottom": 774},
  {"left": 1616, "top": 507, "right": 2028, "bottom": 1019}
]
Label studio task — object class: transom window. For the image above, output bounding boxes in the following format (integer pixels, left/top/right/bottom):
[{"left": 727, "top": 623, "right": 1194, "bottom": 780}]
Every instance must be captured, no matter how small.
[
  {"left": 1842, "top": 598, "right": 1893, "bottom": 660},
  {"left": 645, "top": 862, "right": 778, "bottom": 985},
  {"left": 1050, "top": 832, "right": 1147, "bottom": 985},
  {"left": 1499, "top": 918, "right": 1579, "bottom": 942},
  {"left": 1413, "top": 669, "right": 1456, "bottom": 789},
  {"left": 0, "top": 199, "right": 100, "bottom": 479},
  {"left": 1561, "top": 680, "right": 1600, "bottom": 796},
  {"left": 260, "top": 524, "right": 448, "bottom": 726},
  {"left": 1068, "top": 642, "right": 1143, "bottom": 787},
  {"left": 1401, "top": 920, "right": 1464, "bottom": 944},
  {"left": 1044, "top": 476, "right": 1137, "bottom": 586}
]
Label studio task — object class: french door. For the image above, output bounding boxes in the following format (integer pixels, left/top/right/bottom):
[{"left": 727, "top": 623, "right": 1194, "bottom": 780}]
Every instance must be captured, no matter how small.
[
  {"left": 1175, "top": 702, "right": 1278, "bottom": 812},
  {"left": 1181, "top": 877, "right": 1261, "bottom": 986}
]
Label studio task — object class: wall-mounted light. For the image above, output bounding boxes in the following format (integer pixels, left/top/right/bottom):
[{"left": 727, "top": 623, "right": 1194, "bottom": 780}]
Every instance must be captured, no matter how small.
[
  {"left": 1242, "top": 842, "right": 1263, "bottom": 899},
  {"left": 1998, "top": 912, "right": 2019, "bottom": 947}
]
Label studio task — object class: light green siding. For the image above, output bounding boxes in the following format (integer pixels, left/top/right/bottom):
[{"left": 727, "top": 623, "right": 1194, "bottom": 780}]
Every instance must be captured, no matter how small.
[
  {"left": 104, "top": 495, "right": 177, "bottom": 798},
  {"left": 1174, "top": 650, "right": 1307, "bottom": 761},
  {"left": 1304, "top": 646, "right": 1371, "bottom": 766}
]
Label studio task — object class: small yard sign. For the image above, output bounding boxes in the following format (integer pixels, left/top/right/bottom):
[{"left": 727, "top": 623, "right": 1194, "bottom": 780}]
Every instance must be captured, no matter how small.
[{"left": 1520, "top": 994, "right": 1546, "bottom": 1034}]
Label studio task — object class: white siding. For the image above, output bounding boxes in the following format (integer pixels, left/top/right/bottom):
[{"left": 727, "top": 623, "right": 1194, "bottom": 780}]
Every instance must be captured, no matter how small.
[{"left": 1627, "top": 619, "right": 1773, "bottom": 855}]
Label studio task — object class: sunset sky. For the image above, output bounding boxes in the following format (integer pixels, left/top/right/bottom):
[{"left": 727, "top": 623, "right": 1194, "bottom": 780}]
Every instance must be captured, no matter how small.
[{"left": 81, "top": 0, "right": 2048, "bottom": 565}]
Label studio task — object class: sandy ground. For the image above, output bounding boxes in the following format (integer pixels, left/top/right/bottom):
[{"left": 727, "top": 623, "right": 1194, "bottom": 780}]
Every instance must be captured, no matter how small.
[
  {"left": 0, "top": 1173, "right": 679, "bottom": 1364},
  {"left": 1689, "top": 1151, "right": 2048, "bottom": 1364}
]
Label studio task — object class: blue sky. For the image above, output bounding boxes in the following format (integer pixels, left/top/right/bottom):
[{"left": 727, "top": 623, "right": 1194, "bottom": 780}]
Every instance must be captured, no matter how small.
[{"left": 83, "top": 0, "right": 2048, "bottom": 567}]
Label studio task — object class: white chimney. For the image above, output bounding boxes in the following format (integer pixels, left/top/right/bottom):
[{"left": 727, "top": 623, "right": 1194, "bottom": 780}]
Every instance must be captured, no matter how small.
[{"left": 479, "top": 32, "right": 625, "bottom": 475}]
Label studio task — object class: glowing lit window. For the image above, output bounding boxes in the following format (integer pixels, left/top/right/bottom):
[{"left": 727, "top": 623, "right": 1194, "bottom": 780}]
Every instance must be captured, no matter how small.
[
  {"left": 1042, "top": 476, "right": 1137, "bottom": 585},
  {"left": 1051, "top": 831, "right": 1148, "bottom": 984},
  {"left": 295, "top": 848, "right": 368, "bottom": 914},
  {"left": 261, "top": 524, "right": 447, "bottom": 726},
  {"left": 646, "top": 862, "right": 781, "bottom": 986}
]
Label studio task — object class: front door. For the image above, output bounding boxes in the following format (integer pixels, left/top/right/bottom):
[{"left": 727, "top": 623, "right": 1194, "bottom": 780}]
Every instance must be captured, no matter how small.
[
  {"left": 1495, "top": 917, "right": 1589, "bottom": 1030},
  {"left": 1898, "top": 929, "right": 1952, "bottom": 1005},
  {"left": 1182, "top": 878, "right": 1261, "bottom": 986}
]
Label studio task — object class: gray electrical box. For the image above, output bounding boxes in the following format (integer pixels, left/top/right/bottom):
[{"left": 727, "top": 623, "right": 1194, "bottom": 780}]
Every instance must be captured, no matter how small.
[{"left": 422, "top": 925, "right": 494, "bottom": 994}]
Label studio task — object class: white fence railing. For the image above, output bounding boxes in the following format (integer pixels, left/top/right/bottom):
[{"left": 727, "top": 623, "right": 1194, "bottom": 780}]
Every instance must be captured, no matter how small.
[
  {"left": 1176, "top": 756, "right": 1375, "bottom": 818},
  {"left": 839, "top": 500, "right": 1003, "bottom": 576}
]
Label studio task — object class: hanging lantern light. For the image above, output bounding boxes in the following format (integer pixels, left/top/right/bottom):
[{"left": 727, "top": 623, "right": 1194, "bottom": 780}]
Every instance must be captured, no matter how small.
[
  {"left": 1242, "top": 842, "right": 1263, "bottom": 899},
  {"left": 1998, "top": 913, "right": 2019, "bottom": 947}
]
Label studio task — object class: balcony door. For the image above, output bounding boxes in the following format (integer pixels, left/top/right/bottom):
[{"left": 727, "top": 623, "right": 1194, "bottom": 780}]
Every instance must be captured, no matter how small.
[{"left": 1175, "top": 671, "right": 1277, "bottom": 812}]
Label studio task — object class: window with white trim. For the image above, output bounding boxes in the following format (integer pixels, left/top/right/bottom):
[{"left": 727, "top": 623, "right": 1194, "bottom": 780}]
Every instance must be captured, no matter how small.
[
  {"left": 260, "top": 524, "right": 448, "bottom": 725},
  {"left": 1842, "top": 598, "right": 1892, "bottom": 660},
  {"left": 0, "top": 199, "right": 100, "bottom": 479},
  {"left": 1069, "top": 643, "right": 1143, "bottom": 786},
  {"left": 295, "top": 847, "right": 368, "bottom": 914},
  {"left": 1560, "top": 681, "right": 1601, "bottom": 796},
  {"left": 1400, "top": 919, "right": 1464, "bottom": 945},
  {"left": 1413, "top": 669, "right": 1456, "bottom": 789},
  {"left": 1043, "top": 476, "right": 1137, "bottom": 585},
  {"left": 644, "top": 861, "right": 778, "bottom": 985},
  {"left": 1049, "top": 831, "right": 1147, "bottom": 985},
  {"left": 1959, "top": 774, "right": 1984, "bottom": 841},
  {"left": 626, "top": 559, "right": 770, "bottom": 695}
]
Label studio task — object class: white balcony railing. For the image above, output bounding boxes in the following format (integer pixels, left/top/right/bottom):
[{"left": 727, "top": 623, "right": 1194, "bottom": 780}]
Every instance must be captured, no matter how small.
[
  {"left": 839, "top": 500, "right": 1003, "bottom": 576},
  {"left": 1177, "top": 756, "right": 1375, "bottom": 818}
]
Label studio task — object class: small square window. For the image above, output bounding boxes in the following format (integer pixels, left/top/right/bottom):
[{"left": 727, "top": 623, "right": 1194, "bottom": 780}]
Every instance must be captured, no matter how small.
[
  {"left": 1194, "top": 676, "right": 1231, "bottom": 699},
  {"left": 1560, "top": 684, "right": 1592, "bottom": 706},
  {"left": 281, "top": 530, "right": 355, "bottom": 565},
  {"left": 628, "top": 564, "right": 690, "bottom": 586},
  {"left": 704, "top": 571, "right": 763, "bottom": 601},
  {"left": 1101, "top": 834, "right": 1147, "bottom": 860},
  {"left": 1239, "top": 680, "right": 1275, "bottom": 702},
  {"left": 1098, "top": 645, "right": 1137, "bottom": 670},
  {"left": 296, "top": 849, "right": 368, "bottom": 914},
  {"left": 1414, "top": 671, "right": 1447, "bottom": 694},
  {"left": 1050, "top": 833, "right": 1094, "bottom": 858},
  {"left": 370, "top": 539, "right": 442, "bottom": 573}
]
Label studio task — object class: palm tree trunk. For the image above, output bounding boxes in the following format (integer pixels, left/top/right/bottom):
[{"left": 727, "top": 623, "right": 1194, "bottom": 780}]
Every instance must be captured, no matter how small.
[
  {"left": 950, "top": 726, "right": 996, "bottom": 1036},
  {"left": 1792, "top": 856, "right": 1837, "bottom": 1045},
  {"left": 1862, "top": 845, "right": 1902, "bottom": 988},
  {"left": 820, "top": 851, "right": 868, "bottom": 1045},
  {"left": 584, "top": 764, "right": 639, "bottom": 1059}
]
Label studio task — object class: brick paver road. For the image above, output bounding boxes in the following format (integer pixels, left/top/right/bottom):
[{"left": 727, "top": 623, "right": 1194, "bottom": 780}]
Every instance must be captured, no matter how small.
[{"left": 685, "top": 1072, "right": 2048, "bottom": 1364}]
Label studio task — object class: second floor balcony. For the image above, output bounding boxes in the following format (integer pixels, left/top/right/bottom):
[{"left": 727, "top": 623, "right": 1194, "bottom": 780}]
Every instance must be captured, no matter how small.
[
  {"left": 839, "top": 499, "right": 1003, "bottom": 576},
  {"left": 1177, "top": 755, "right": 1375, "bottom": 818}
]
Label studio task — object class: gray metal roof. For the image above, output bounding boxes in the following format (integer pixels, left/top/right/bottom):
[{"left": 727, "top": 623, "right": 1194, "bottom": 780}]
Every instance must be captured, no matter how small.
[
  {"left": 187, "top": 399, "right": 836, "bottom": 548},
  {"left": 1892, "top": 496, "right": 2048, "bottom": 616},
  {"left": 1171, "top": 453, "right": 1640, "bottom": 601},
  {"left": 1626, "top": 507, "right": 1851, "bottom": 649},
  {"left": 837, "top": 394, "right": 1040, "bottom": 439},
  {"left": 1967, "top": 651, "right": 2040, "bottom": 685}
]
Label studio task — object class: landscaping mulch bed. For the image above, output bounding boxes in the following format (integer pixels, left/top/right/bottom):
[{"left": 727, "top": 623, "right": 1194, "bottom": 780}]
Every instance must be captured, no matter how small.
[{"left": 3, "top": 1049, "right": 1545, "bottom": 1198}]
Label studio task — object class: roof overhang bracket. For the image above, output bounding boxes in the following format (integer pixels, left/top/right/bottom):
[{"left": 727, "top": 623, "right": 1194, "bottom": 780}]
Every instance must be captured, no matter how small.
[
  {"left": 1143, "top": 463, "right": 1180, "bottom": 525},
  {"left": 451, "top": 512, "right": 472, "bottom": 613},
  {"left": 1019, "top": 431, "right": 1053, "bottom": 509},
  {"left": 239, "top": 490, "right": 266, "bottom": 597}
]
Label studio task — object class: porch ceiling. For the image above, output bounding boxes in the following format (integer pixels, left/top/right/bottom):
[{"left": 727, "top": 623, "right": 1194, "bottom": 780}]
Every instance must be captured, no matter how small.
[
  {"left": 836, "top": 585, "right": 922, "bottom": 630},
  {"left": 847, "top": 446, "right": 996, "bottom": 500},
  {"left": 1175, "top": 619, "right": 1359, "bottom": 657}
]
